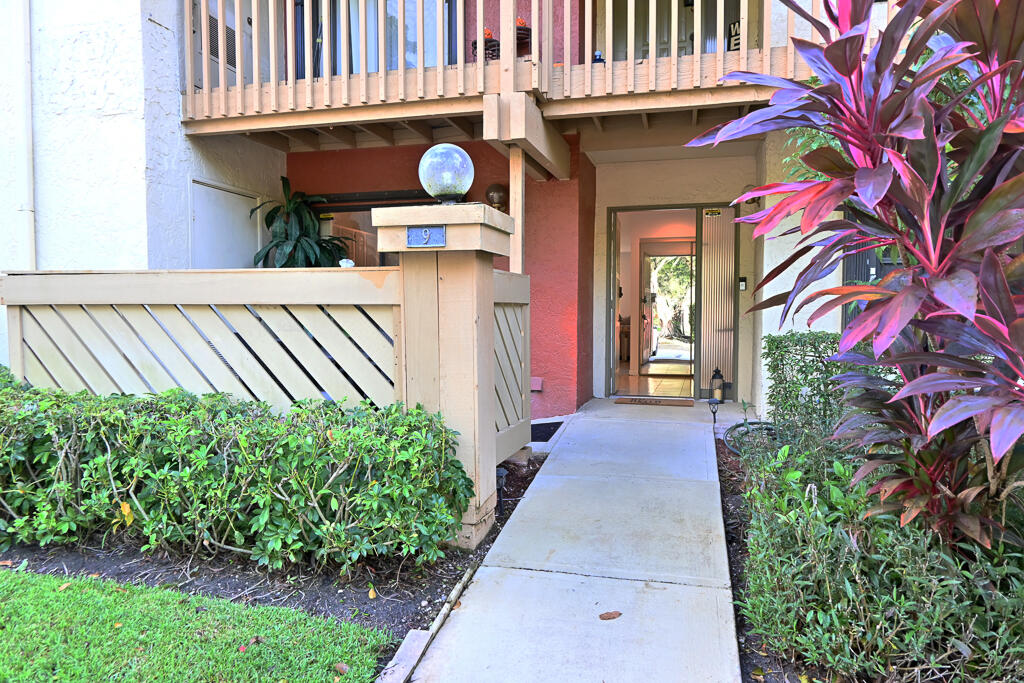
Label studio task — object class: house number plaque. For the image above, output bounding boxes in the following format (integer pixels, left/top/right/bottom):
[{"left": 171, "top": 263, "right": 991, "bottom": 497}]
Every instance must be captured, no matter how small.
[{"left": 407, "top": 225, "right": 446, "bottom": 248}]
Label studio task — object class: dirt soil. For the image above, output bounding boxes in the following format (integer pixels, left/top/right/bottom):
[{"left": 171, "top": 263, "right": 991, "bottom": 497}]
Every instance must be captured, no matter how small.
[
  {"left": 716, "top": 437, "right": 825, "bottom": 683},
  {"left": 0, "top": 457, "right": 544, "bottom": 669}
]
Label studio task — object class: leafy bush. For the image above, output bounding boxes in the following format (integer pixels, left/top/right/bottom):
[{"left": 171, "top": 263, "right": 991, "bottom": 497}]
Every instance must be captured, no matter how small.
[
  {"left": 0, "top": 366, "right": 21, "bottom": 390},
  {"left": 738, "top": 332, "right": 1024, "bottom": 679},
  {"left": 0, "top": 381, "right": 473, "bottom": 570},
  {"left": 762, "top": 331, "right": 846, "bottom": 433},
  {"left": 689, "top": 0, "right": 1024, "bottom": 548},
  {"left": 740, "top": 430, "right": 1024, "bottom": 681}
]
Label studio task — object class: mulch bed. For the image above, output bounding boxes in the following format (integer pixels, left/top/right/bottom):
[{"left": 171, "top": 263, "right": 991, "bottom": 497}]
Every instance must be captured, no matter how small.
[
  {"left": 0, "top": 456, "right": 544, "bottom": 671},
  {"left": 715, "top": 437, "right": 814, "bottom": 683}
]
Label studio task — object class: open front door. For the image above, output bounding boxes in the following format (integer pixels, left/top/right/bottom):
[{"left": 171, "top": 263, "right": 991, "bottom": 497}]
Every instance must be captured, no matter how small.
[{"left": 639, "top": 255, "right": 654, "bottom": 368}]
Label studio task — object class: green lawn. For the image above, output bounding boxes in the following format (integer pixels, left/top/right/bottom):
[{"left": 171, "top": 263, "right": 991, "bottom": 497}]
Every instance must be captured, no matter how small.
[{"left": 0, "top": 569, "right": 391, "bottom": 682}]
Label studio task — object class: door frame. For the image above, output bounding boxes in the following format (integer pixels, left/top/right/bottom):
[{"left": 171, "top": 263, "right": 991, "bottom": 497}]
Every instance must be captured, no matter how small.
[
  {"left": 604, "top": 203, "right": 739, "bottom": 398},
  {"left": 634, "top": 238, "right": 697, "bottom": 376}
]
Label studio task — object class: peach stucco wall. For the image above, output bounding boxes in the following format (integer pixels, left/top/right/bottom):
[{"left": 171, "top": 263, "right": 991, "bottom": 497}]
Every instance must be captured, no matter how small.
[{"left": 286, "top": 137, "right": 595, "bottom": 419}]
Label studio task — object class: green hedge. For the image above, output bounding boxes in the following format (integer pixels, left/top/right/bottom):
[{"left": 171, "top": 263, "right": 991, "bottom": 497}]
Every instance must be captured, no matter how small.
[
  {"left": 742, "top": 333, "right": 1024, "bottom": 680},
  {"left": 762, "top": 331, "right": 852, "bottom": 432},
  {"left": 0, "top": 379, "right": 474, "bottom": 570}
]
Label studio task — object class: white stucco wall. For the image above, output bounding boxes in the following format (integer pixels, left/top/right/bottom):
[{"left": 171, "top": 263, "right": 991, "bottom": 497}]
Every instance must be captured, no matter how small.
[
  {"left": 751, "top": 130, "right": 844, "bottom": 413},
  {"left": 0, "top": 0, "right": 285, "bottom": 366},
  {"left": 141, "top": 0, "right": 286, "bottom": 269},
  {"left": 28, "top": 2, "right": 151, "bottom": 270}
]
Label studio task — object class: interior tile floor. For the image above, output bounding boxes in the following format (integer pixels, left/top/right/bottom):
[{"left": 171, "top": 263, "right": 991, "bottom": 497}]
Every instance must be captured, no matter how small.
[
  {"left": 641, "top": 360, "right": 694, "bottom": 376},
  {"left": 615, "top": 363, "right": 694, "bottom": 397}
]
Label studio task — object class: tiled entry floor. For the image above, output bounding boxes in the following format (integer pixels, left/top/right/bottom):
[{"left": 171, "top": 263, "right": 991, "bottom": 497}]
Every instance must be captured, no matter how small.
[
  {"left": 411, "top": 399, "right": 741, "bottom": 682},
  {"left": 615, "top": 363, "right": 694, "bottom": 397}
]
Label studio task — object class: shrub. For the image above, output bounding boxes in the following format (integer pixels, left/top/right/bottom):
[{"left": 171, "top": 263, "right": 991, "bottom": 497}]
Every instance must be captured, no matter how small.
[
  {"left": 688, "top": 0, "right": 1024, "bottom": 548},
  {"left": 0, "top": 366, "right": 20, "bottom": 390},
  {"left": 737, "top": 332, "right": 1024, "bottom": 679},
  {"left": 740, "top": 430, "right": 1024, "bottom": 681},
  {"left": 0, "top": 380, "right": 473, "bottom": 570},
  {"left": 762, "top": 331, "right": 846, "bottom": 432}
]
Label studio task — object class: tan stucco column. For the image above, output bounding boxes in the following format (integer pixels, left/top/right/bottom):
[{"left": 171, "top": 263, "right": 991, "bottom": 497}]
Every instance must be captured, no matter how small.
[{"left": 372, "top": 203, "right": 514, "bottom": 548}]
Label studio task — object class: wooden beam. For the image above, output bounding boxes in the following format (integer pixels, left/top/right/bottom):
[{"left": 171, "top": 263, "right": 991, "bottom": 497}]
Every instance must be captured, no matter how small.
[
  {"left": 402, "top": 119, "right": 435, "bottom": 144},
  {"left": 279, "top": 128, "right": 322, "bottom": 149},
  {"left": 506, "top": 93, "right": 571, "bottom": 180},
  {"left": 640, "top": 112, "right": 649, "bottom": 129},
  {"left": 486, "top": 138, "right": 548, "bottom": 182},
  {"left": 184, "top": 97, "right": 487, "bottom": 135},
  {"left": 243, "top": 131, "right": 292, "bottom": 152},
  {"left": 357, "top": 123, "right": 396, "bottom": 145},
  {"left": 592, "top": 115, "right": 603, "bottom": 132},
  {"left": 538, "top": 85, "right": 775, "bottom": 118},
  {"left": 509, "top": 146, "right": 526, "bottom": 274},
  {"left": 445, "top": 116, "right": 476, "bottom": 139},
  {"left": 692, "top": 108, "right": 699, "bottom": 126},
  {"left": 320, "top": 126, "right": 358, "bottom": 147}
]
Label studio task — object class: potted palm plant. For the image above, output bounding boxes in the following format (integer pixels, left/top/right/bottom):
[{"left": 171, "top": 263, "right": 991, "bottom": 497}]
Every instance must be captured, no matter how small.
[{"left": 252, "top": 177, "right": 350, "bottom": 267}]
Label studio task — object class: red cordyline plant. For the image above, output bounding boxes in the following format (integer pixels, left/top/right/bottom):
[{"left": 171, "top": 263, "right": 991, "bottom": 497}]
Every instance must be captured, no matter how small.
[{"left": 689, "top": 0, "right": 1024, "bottom": 548}]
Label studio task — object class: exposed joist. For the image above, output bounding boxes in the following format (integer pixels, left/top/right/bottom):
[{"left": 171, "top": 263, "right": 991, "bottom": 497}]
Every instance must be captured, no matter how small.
[
  {"left": 320, "top": 126, "right": 357, "bottom": 146},
  {"left": 592, "top": 115, "right": 603, "bottom": 131},
  {"left": 692, "top": 108, "right": 699, "bottom": 126},
  {"left": 401, "top": 119, "right": 435, "bottom": 144},
  {"left": 538, "top": 84, "right": 775, "bottom": 119},
  {"left": 357, "top": 122, "right": 396, "bottom": 145},
  {"left": 184, "top": 96, "right": 487, "bottom": 135},
  {"left": 444, "top": 116, "right": 476, "bottom": 139},
  {"left": 243, "top": 131, "right": 292, "bottom": 153},
  {"left": 640, "top": 112, "right": 649, "bottom": 129},
  {"left": 279, "top": 128, "right": 321, "bottom": 150}
]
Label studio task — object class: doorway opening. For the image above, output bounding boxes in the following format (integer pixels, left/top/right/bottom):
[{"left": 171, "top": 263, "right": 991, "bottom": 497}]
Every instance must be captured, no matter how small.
[{"left": 607, "top": 205, "right": 737, "bottom": 400}]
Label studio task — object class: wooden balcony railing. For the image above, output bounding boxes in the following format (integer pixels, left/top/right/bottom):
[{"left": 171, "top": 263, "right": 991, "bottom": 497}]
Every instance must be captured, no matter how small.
[{"left": 182, "top": 0, "right": 896, "bottom": 123}]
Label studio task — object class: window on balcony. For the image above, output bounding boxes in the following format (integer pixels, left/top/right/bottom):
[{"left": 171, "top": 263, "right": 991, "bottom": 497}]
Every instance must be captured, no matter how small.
[{"left": 611, "top": 0, "right": 741, "bottom": 60}]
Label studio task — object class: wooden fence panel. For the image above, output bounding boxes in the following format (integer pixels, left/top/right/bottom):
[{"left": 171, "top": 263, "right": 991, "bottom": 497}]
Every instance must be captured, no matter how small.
[
  {"left": 493, "top": 270, "right": 530, "bottom": 460},
  {"left": 1, "top": 270, "right": 401, "bottom": 412}
]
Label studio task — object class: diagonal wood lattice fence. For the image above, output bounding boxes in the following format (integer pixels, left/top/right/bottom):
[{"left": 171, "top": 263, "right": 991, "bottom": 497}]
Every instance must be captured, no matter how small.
[{"left": 1, "top": 269, "right": 401, "bottom": 413}]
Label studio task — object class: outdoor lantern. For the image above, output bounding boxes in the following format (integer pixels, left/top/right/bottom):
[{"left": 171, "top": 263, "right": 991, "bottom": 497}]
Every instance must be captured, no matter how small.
[
  {"left": 711, "top": 367, "right": 725, "bottom": 401},
  {"left": 485, "top": 183, "right": 509, "bottom": 212},
  {"left": 708, "top": 398, "right": 721, "bottom": 425},
  {"left": 418, "top": 143, "right": 474, "bottom": 203}
]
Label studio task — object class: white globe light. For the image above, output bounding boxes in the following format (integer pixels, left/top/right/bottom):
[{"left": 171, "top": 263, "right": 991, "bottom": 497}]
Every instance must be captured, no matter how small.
[{"left": 418, "top": 143, "right": 474, "bottom": 203}]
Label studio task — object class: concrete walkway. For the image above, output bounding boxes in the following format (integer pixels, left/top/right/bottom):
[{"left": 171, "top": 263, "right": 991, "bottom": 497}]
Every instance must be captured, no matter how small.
[{"left": 412, "top": 399, "right": 742, "bottom": 683}]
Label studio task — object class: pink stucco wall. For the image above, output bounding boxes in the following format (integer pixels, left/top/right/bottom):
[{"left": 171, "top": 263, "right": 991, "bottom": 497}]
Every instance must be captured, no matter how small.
[{"left": 287, "top": 137, "right": 595, "bottom": 418}]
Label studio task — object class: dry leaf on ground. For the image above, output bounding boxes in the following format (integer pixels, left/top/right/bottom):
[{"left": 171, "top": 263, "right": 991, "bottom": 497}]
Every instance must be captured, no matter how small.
[
  {"left": 57, "top": 582, "right": 71, "bottom": 592},
  {"left": 598, "top": 611, "right": 622, "bottom": 620},
  {"left": 334, "top": 662, "right": 350, "bottom": 674}
]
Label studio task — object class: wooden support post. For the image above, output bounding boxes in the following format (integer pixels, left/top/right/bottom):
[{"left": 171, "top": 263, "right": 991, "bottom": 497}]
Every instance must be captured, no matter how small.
[
  {"left": 509, "top": 146, "right": 526, "bottom": 274},
  {"left": 500, "top": 0, "right": 516, "bottom": 96},
  {"left": 373, "top": 204, "right": 516, "bottom": 548},
  {"left": 6, "top": 307, "right": 25, "bottom": 381}
]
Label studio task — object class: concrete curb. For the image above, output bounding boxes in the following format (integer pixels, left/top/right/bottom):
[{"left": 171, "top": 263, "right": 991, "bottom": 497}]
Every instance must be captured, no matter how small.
[{"left": 375, "top": 560, "right": 481, "bottom": 683}]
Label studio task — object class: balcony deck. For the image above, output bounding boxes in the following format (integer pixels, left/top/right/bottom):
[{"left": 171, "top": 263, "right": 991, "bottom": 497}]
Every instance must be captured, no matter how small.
[{"left": 181, "top": 0, "right": 882, "bottom": 158}]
